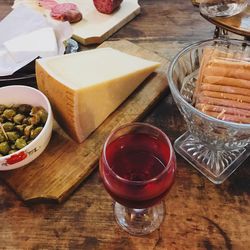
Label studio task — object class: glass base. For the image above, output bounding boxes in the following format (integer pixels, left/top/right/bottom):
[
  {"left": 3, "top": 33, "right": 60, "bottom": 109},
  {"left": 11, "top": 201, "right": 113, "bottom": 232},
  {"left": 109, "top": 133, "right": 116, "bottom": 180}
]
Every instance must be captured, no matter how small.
[
  {"left": 114, "top": 201, "right": 165, "bottom": 236},
  {"left": 175, "top": 132, "right": 250, "bottom": 184}
]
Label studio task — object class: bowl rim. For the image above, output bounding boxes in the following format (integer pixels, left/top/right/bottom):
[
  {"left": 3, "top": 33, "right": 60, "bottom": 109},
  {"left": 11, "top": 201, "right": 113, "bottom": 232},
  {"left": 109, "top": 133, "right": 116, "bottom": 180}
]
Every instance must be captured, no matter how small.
[
  {"left": 167, "top": 38, "right": 250, "bottom": 129},
  {"left": 0, "top": 85, "right": 52, "bottom": 163},
  {"left": 101, "top": 122, "right": 175, "bottom": 185}
]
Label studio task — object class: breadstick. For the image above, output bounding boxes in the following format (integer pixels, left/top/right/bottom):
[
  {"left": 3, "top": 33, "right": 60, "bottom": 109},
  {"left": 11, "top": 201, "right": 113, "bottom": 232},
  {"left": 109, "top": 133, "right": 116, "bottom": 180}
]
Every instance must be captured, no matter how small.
[
  {"left": 195, "top": 48, "right": 238, "bottom": 99},
  {"left": 200, "top": 90, "right": 250, "bottom": 103},
  {"left": 203, "top": 110, "right": 250, "bottom": 124},
  {"left": 195, "top": 47, "right": 218, "bottom": 99},
  {"left": 203, "top": 76, "right": 250, "bottom": 89},
  {"left": 200, "top": 84, "right": 250, "bottom": 96},
  {"left": 203, "top": 59, "right": 250, "bottom": 81},
  {"left": 209, "top": 58, "right": 250, "bottom": 69},
  {"left": 196, "top": 103, "right": 250, "bottom": 117},
  {"left": 196, "top": 96, "right": 250, "bottom": 110}
]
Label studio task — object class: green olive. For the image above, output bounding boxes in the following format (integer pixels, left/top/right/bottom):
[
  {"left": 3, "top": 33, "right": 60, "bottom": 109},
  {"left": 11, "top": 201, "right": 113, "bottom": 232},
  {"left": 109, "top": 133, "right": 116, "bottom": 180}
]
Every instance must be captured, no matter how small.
[
  {"left": 30, "top": 127, "right": 43, "bottom": 139},
  {"left": 6, "top": 131, "right": 20, "bottom": 142},
  {"left": 13, "top": 113, "right": 25, "bottom": 124},
  {"left": 2, "top": 122, "right": 14, "bottom": 132},
  {"left": 0, "top": 141, "right": 10, "bottom": 155},
  {"left": 3, "top": 109, "right": 16, "bottom": 121},
  {"left": 15, "top": 138, "right": 27, "bottom": 149}
]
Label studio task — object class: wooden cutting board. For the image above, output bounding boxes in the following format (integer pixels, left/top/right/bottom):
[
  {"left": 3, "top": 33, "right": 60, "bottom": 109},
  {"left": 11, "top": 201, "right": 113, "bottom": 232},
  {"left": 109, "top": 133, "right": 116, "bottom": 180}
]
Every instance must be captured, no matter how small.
[
  {"left": 0, "top": 40, "right": 169, "bottom": 203},
  {"left": 14, "top": 0, "right": 140, "bottom": 45}
]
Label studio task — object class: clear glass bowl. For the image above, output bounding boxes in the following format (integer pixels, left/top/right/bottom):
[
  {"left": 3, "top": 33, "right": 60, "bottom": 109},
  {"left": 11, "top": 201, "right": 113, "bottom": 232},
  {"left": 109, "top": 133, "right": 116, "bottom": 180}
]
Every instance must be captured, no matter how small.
[
  {"left": 199, "top": 0, "right": 247, "bottom": 18},
  {"left": 167, "top": 39, "right": 250, "bottom": 184}
]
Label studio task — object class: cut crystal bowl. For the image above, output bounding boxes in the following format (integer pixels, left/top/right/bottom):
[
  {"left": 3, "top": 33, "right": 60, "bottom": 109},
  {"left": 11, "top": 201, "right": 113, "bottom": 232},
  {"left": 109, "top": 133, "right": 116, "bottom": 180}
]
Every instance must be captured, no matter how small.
[{"left": 167, "top": 39, "right": 250, "bottom": 184}]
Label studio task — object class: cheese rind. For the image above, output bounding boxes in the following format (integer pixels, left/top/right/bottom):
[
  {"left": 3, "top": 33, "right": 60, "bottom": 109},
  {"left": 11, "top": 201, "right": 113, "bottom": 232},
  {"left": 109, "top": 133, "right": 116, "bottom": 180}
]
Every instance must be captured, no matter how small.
[{"left": 36, "top": 47, "right": 160, "bottom": 143}]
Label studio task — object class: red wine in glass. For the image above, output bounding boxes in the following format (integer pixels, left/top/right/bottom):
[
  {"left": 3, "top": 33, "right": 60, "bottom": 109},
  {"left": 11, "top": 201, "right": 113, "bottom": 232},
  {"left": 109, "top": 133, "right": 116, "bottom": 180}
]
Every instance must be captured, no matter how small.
[{"left": 99, "top": 123, "right": 176, "bottom": 235}]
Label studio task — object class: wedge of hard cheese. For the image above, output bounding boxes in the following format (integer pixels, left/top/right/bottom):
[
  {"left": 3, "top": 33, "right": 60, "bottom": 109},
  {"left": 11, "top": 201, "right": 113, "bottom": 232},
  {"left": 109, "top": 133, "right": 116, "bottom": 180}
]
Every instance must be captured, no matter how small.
[{"left": 36, "top": 47, "right": 160, "bottom": 143}]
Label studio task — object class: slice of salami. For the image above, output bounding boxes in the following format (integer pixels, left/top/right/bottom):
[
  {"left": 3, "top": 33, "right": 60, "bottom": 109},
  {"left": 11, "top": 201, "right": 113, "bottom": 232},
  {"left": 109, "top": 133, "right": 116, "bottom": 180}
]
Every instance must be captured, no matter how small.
[
  {"left": 50, "top": 3, "right": 82, "bottom": 23},
  {"left": 38, "top": 0, "right": 58, "bottom": 10},
  {"left": 51, "top": 3, "right": 78, "bottom": 15}
]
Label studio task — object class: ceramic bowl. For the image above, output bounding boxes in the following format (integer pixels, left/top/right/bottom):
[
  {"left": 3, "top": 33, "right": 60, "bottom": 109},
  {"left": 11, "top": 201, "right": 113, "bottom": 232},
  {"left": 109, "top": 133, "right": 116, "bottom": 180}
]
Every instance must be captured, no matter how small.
[{"left": 0, "top": 85, "right": 53, "bottom": 170}]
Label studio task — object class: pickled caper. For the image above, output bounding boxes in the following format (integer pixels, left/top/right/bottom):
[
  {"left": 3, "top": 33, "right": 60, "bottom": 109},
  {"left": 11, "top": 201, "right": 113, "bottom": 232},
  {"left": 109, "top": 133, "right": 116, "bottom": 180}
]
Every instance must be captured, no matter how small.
[
  {"left": 15, "top": 138, "right": 27, "bottom": 149},
  {"left": 24, "top": 125, "right": 33, "bottom": 137},
  {"left": 20, "top": 135, "right": 28, "bottom": 141},
  {"left": 15, "top": 124, "right": 26, "bottom": 133},
  {"left": 8, "top": 149, "right": 18, "bottom": 154},
  {"left": 3, "top": 109, "right": 16, "bottom": 121},
  {"left": 0, "top": 104, "right": 48, "bottom": 158},
  {"left": 38, "top": 109, "right": 48, "bottom": 124},
  {"left": 22, "top": 117, "right": 29, "bottom": 125},
  {"left": 29, "top": 114, "right": 41, "bottom": 125},
  {"left": 0, "top": 133, "right": 5, "bottom": 143},
  {"left": 2, "top": 122, "right": 14, "bottom": 132},
  {"left": 30, "top": 106, "right": 40, "bottom": 115},
  {"left": 18, "top": 104, "right": 32, "bottom": 115},
  {"left": 30, "top": 127, "right": 43, "bottom": 139},
  {"left": 6, "top": 131, "right": 20, "bottom": 142},
  {"left": 13, "top": 113, "right": 25, "bottom": 124},
  {"left": 0, "top": 105, "right": 5, "bottom": 114},
  {"left": 11, "top": 104, "right": 19, "bottom": 111},
  {"left": 31, "top": 107, "right": 48, "bottom": 124},
  {"left": 5, "top": 104, "right": 13, "bottom": 109},
  {"left": 0, "top": 141, "right": 10, "bottom": 155},
  {"left": 0, "top": 115, "right": 4, "bottom": 123}
]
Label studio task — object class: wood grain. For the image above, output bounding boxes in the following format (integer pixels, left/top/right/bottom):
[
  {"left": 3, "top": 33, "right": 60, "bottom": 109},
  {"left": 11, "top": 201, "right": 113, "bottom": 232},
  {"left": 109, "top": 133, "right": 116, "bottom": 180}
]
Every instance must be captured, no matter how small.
[{"left": 0, "top": 40, "right": 169, "bottom": 203}]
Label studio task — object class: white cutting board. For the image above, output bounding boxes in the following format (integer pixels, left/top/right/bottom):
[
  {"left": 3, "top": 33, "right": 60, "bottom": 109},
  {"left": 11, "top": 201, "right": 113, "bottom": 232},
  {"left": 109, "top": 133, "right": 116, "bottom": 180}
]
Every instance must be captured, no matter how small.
[{"left": 13, "top": 0, "right": 140, "bottom": 45}]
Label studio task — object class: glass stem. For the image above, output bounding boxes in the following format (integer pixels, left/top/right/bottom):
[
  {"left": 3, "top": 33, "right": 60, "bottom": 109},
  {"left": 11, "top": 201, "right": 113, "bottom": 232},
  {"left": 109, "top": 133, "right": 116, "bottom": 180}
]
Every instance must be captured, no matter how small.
[{"left": 114, "top": 202, "right": 165, "bottom": 235}]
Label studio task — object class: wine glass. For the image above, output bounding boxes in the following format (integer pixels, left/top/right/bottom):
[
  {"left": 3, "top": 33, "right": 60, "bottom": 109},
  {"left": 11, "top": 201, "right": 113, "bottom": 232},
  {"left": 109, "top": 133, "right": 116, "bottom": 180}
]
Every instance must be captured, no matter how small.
[{"left": 99, "top": 122, "right": 176, "bottom": 235}]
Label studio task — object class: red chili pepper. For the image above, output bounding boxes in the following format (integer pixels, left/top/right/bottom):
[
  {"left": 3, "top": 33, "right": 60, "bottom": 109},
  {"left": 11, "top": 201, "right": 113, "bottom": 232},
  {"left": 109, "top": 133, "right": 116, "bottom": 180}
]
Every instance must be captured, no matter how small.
[{"left": 6, "top": 151, "right": 27, "bottom": 165}]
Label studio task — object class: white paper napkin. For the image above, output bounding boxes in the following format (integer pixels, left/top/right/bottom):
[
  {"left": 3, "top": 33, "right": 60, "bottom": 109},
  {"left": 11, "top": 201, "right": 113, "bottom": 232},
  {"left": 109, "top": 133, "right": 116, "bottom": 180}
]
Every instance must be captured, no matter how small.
[{"left": 0, "top": 4, "right": 72, "bottom": 76}]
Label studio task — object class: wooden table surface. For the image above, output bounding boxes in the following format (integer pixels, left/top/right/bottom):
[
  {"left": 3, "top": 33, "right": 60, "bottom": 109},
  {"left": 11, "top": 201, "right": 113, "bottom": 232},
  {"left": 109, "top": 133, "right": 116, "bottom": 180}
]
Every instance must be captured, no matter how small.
[{"left": 0, "top": 1, "right": 249, "bottom": 249}]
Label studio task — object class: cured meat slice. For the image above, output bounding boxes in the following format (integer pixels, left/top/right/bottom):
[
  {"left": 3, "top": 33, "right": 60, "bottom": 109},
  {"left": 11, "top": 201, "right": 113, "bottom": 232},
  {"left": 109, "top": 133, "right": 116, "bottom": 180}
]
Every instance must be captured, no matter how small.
[
  {"left": 38, "top": 0, "right": 58, "bottom": 9},
  {"left": 93, "top": 0, "right": 123, "bottom": 14},
  {"left": 50, "top": 3, "right": 82, "bottom": 23}
]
